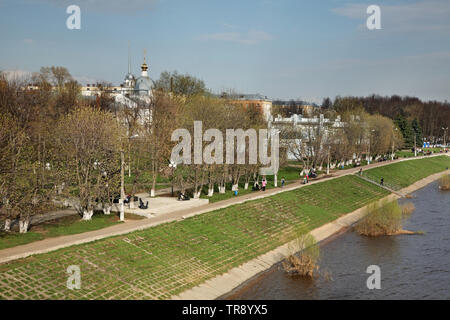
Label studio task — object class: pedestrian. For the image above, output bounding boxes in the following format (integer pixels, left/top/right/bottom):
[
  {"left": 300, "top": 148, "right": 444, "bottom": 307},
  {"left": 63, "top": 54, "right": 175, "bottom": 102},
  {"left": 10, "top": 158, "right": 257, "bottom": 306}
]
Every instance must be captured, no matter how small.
[
  {"left": 281, "top": 177, "right": 285, "bottom": 188},
  {"left": 261, "top": 178, "right": 267, "bottom": 191},
  {"left": 380, "top": 177, "right": 384, "bottom": 186},
  {"left": 359, "top": 168, "right": 363, "bottom": 176}
]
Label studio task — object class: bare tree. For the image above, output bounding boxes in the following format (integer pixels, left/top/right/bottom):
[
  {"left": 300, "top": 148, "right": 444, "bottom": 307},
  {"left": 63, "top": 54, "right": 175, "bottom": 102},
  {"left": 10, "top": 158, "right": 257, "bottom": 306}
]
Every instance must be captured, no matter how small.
[{"left": 54, "top": 107, "right": 125, "bottom": 220}]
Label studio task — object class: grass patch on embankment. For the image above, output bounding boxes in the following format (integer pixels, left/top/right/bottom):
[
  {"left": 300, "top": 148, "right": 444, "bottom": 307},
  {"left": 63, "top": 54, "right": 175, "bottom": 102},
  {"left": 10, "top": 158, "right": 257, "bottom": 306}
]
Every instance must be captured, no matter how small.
[
  {"left": 0, "top": 175, "right": 388, "bottom": 300},
  {"left": 362, "top": 155, "right": 450, "bottom": 190}
]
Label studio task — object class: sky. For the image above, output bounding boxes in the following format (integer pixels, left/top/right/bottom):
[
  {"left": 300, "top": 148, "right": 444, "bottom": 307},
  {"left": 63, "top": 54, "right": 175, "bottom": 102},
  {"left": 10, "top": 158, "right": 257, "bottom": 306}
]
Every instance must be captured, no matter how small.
[{"left": 1, "top": 0, "right": 450, "bottom": 103}]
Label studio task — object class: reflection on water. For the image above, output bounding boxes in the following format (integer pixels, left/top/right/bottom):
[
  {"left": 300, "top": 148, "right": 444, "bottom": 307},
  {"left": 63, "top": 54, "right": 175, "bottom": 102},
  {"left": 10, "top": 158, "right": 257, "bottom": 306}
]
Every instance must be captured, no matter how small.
[{"left": 226, "top": 180, "right": 450, "bottom": 300}]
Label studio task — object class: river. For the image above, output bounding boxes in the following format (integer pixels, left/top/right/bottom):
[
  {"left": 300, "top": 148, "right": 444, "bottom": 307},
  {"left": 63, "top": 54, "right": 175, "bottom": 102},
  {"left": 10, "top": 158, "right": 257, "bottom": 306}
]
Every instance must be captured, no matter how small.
[{"left": 226, "top": 180, "right": 450, "bottom": 300}]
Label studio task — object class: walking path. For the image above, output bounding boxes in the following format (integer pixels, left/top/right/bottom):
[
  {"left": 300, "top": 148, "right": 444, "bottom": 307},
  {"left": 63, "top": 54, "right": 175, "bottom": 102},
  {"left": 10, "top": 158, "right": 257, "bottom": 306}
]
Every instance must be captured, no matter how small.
[{"left": 0, "top": 153, "right": 447, "bottom": 265}]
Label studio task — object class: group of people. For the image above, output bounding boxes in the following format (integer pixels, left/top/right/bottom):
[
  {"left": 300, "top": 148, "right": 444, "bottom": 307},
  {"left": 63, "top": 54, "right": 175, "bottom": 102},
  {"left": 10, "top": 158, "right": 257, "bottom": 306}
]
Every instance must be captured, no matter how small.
[
  {"left": 301, "top": 168, "right": 318, "bottom": 184},
  {"left": 252, "top": 177, "right": 268, "bottom": 191}
]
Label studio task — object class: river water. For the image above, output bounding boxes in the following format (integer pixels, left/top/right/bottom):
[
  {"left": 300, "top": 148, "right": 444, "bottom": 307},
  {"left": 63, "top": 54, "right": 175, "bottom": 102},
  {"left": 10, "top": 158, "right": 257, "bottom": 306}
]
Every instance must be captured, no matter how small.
[{"left": 226, "top": 180, "right": 449, "bottom": 300}]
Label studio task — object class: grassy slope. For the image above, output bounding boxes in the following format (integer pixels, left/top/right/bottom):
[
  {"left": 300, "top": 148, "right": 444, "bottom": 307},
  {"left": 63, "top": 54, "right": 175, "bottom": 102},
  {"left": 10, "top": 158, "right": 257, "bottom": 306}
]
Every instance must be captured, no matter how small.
[
  {"left": 0, "top": 175, "right": 389, "bottom": 300},
  {"left": 362, "top": 155, "right": 450, "bottom": 190}
]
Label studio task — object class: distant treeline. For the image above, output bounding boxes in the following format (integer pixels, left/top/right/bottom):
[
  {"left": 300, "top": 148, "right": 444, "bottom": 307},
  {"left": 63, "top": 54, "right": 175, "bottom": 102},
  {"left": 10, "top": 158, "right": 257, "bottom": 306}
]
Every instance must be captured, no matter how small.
[{"left": 328, "top": 95, "right": 450, "bottom": 142}]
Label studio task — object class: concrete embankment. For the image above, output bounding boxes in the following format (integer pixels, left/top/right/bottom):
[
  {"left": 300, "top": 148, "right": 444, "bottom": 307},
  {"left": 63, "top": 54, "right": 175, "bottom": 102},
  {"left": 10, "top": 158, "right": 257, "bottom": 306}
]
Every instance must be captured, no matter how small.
[{"left": 172, "top": 169, "right": 450, "bottom": 300}]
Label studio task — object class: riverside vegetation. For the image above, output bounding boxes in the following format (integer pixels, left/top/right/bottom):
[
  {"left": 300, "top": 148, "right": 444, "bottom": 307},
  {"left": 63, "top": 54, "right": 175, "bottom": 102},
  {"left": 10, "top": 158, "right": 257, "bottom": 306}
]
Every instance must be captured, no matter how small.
[
  {"left": 439, "top": 174, "right": 450, "bottom": 190},
  {"left": 282, "top": 232, "right": 320, "bottom": 278},
  {"left": 355, "top": 199, "right": 420, "bottom": 237}
]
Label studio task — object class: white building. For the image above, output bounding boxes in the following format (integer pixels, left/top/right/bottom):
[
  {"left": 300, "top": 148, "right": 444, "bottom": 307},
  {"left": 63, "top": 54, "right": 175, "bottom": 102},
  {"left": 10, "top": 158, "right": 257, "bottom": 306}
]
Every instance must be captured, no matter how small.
[
  {"left": 81, "top": 50, "right": 153, "bottom": 105},
  {"left": 271, "top": 113, "right": 345, "bottom": 160}
]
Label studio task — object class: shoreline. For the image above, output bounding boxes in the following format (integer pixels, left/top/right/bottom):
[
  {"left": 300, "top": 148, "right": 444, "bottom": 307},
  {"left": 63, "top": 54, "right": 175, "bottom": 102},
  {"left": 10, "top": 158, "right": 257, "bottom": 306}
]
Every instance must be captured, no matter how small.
[{"left": 172, "top": 169, "right": 449, "bottom": 300}]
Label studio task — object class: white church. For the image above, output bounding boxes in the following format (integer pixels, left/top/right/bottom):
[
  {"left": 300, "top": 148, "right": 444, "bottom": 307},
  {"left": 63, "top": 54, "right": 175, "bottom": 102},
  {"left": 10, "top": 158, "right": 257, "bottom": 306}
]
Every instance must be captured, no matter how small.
[{"left": 81, "top": 49, "right": 153, "bottom": 106}]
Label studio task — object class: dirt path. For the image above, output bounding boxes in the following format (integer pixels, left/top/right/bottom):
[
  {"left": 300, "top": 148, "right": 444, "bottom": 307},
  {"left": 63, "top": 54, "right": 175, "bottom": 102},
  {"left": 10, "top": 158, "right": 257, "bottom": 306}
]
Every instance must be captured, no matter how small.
[{"left": 0, "top": 153, "right": 447, "bottom": 265}]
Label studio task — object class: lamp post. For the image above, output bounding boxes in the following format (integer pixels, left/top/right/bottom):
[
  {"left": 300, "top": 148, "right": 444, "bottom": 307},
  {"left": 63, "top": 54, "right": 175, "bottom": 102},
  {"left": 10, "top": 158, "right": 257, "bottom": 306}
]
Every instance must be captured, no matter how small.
[
  {"left": 169, "top": 160, "right": 177, "bottom": 197},
  {"left": 443, "top": 127, "right": 449, "bottom": 150},
  {"left": 368, "top": 129, "right": 375, "bottom": 165},
  {"left": 414, "top": 133, "right": 417, "bottom": 157},
  {"left": 120, "top": 150, "right": 125, "bottom": 222},
  {"left": 391, "top": 127, "right": 398, "bottom": 161},
  {"left": 327, "top": 145, "right": 330, "bottom": 175}
]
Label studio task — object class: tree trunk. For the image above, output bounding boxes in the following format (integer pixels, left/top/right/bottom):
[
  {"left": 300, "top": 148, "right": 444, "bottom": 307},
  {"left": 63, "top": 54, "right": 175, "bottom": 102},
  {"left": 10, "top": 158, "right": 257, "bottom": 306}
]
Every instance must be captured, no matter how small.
[
  {"left": 103, "top": 205, "right": 111, "bottom": 215},
  {"left": 274, "top": 174, "right": 278, "bottom": 187},
  {"left": 119, "top": 200, "right": 125, "bottom": 221},
  {"left": 207, "top": 186, "right": 214, "bottom": 197},
  {"left": 4, "top": 219, "right": 11, "bottom": 232},
  {"left": 244, "top": 182, "right": 249, "bottom": 190},
  {"left": 19, "top": 218, "right": 30, "bottom": 234},
  {"left": 82, "top": 209, "right": 94, "bottom": 221}
]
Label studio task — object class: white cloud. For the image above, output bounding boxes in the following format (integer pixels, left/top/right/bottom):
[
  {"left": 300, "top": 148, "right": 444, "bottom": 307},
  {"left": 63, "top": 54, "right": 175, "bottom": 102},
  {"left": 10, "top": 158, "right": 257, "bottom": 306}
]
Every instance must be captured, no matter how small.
[
  {"left": 197, "top": 30, "right": 273, "bottom": 45},
  {"left": 332, "top": 0, "right": 450, "bottom": 33}
]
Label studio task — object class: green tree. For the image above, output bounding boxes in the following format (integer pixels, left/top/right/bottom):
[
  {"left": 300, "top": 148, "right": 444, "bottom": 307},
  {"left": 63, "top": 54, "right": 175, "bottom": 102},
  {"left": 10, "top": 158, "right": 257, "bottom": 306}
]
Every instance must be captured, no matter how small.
[
  {"left": 411, "top": 118, "right": 423, "bottom": 147},
  {"left": 54, "top": 107, "right": 126, "bottom": 220},
  {"left": 394, "top": 114, "right": 414, "bottom": 148}
]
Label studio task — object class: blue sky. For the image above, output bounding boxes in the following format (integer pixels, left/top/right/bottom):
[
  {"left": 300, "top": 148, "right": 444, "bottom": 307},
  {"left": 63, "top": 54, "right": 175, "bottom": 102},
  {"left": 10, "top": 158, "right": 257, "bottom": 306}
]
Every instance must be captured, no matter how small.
[{"left": 1, "top": 0, "right": 450, "bottom": 102}]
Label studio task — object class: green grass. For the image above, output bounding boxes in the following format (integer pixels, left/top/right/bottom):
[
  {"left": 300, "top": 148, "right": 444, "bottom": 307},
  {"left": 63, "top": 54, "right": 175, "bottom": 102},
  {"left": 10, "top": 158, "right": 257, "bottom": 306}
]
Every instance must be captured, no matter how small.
[
  {"left": 0, "top": 175, "right": 389, "bottom": 300},
  {"left": 337, "top": 160, "right": 368, "bottom": 170},
  {"left": 362, "top": 155, "right": 450, "bottom": 190},
  {"left": 396, "top": 148, "right": 445, "bottom": 158},
  {"left": 0, "top": 232, "right": 45, "bottom": 250},
  {"left": 0, "top": 213, "right": 144, "bottom": 250}
]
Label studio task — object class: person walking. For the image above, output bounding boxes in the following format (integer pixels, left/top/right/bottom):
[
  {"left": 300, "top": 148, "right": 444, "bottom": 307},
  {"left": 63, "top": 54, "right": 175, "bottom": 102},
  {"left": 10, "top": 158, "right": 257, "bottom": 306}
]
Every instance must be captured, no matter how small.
[
  {"left": 281, "top": 177, "right": 286, "bottom": 188},
  {"left": 380, "top": 177, "right": 384, "bottom": 186},
  {"left": 261, "top": 178, "right": 267, "bottom": 191}
]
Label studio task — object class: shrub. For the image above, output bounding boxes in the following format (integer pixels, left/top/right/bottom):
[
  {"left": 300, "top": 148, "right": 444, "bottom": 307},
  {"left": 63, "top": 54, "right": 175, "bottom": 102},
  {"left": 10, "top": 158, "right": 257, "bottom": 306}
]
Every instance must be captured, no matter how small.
[
  {"left": 439, "top": 174, "right": 450, "bottom": 190},
  {"left": 282, "top": 232, "right": 319, "bottom": 277},
  {"left": 401, "top": 202, "right": 415, "bottom": 215},
  {"left": 356, "top": 199, "right": 403, "bottom": 236}
]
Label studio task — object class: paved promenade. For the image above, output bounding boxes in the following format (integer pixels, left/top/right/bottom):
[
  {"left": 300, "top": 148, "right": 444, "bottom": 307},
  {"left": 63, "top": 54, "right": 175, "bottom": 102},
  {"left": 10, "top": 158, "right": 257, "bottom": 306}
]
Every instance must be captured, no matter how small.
[{"left": 0, "top": 153, "right": 447, "bottom": 265}]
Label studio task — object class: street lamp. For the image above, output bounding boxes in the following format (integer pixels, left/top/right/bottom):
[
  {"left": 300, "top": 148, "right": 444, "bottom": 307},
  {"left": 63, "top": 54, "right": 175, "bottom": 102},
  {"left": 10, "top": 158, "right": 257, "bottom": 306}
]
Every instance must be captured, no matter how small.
[
  {"left": 443, "top": 127, "right": 449, "bottom": 150},
  {"left": 368, "top": 129, "right": 375, "bottom": 165},
  {"left": 327, "top": 145, "right": 331, "bottom": 175},
  {"left": 169, "top": 160, "right": 177, "bottom": 197},
  {"left": 120, "top": 150, "right": 125, "bottom": 222},
  {"left": 414, "top": 133, "right": 417, "bottom": 157},
  {"left": 391, "top": 127, "right": 398, "bottom": 161}
]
